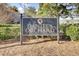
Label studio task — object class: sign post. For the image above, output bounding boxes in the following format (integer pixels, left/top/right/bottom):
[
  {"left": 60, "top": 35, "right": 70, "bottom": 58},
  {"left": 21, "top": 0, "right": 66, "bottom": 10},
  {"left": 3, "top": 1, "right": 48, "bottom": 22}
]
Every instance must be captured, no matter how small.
[
  {"left": 18, "top": 7, "right": 24, "bottom": 45},
  {"left": 20, "top": 14, "right": 23, "bottom": 45},
  {"left": 57, "top": 15, "right": 60, "bottom": 43}
]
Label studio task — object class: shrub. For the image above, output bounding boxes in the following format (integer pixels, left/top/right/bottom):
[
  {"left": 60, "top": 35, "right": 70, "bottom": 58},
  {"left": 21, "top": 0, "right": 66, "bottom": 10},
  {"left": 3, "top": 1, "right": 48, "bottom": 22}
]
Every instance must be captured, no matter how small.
[
  {"left": 0, "top": 33, "right": 14, "bottom": 40},
  {"left": 60, "top": 24, "right": 66, "bottom": 34},
  {"left": 0, "top": 27, "right": 15, "bottom": 40},
  {"left": 0, "top": 25, "right": 20, "bottom": 40},
  {"left": 0, "top": 24, "right": 12, "bottom": 27},
  {"left": 11, "top": 27, "right": 20, "bottom": 39},
  {"left": 66, "top": 25, "right": 79, "bottom": 41}
]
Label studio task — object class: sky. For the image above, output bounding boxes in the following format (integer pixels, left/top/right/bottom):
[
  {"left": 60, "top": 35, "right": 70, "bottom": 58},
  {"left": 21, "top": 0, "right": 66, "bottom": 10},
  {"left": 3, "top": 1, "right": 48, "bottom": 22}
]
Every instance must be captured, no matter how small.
[{"left": 9, "top": 3, "right": 39, "bottom": 9}]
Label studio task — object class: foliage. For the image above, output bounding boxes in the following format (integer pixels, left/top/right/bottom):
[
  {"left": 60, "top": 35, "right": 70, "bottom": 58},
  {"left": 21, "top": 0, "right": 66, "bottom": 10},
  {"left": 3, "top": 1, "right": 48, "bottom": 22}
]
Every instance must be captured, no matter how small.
[
  {"left": 0, "top": 24, "right": 12, "bottom": 27},
  {"left": 37, "top": 3, "right": 69, "bottom": 17},
  {"left": 60, "top": 24, "right": 67, "bottom": 34},
  {"left": 60, "top": 24, "right": 79, "bottom": 41},
  {"left": 73, "top": 3, "right": 79, "bottom": 14},
  {"left": 66, "top": 24, "right": 79, "bottom": 41},
  {"left": 25, "top": 7, "right": 36, "bottom": 17},
  {"left": 0, "top": 24, "right": 20, "bottom": 40},
  {"left": 12, "top": 27, "right": 20, "bottom": 39},
  {"left": 0, "top": 24, "right": 20, "bottom": 27}
]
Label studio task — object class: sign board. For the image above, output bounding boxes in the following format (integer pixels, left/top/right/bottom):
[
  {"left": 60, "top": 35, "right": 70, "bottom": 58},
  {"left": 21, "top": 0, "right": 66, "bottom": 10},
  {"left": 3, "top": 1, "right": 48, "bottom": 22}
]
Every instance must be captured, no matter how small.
[{"left": 22, "top": 18, "right": 58, "bottom": 36}]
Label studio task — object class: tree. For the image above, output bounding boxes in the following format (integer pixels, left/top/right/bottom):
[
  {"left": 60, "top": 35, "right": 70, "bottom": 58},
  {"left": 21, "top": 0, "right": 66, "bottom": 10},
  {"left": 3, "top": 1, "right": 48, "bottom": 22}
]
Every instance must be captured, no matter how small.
[
  {"left": 73, "top": 3, "right": 79, "bottom": 14},
  {"left": 25, "top": 7, "right": 36, "bottom": 17},
  {"left": 37, "top": 3, "right": 69, "bottom": 17}
]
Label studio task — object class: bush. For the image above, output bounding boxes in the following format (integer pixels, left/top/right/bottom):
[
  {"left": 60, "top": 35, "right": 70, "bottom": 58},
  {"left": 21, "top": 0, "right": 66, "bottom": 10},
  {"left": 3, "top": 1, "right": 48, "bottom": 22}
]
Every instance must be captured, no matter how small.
[
  {"left": 0, "top": 27, "right": 14, "bottom": 40},
  {"left": 66, "top": 25, "right": 79, "bottom": 41},
  {"left": 11, "top": 27, "right": 20, "bottom": 39},
  {"left": 60, "top": 24, "right": 66, "bottom": 34},
  {"left": 0, "top": 24, "right": 12, "bottom": 27},
  {"left": 0, "top": 33, "right": 14, "bottom": 40},
  {"left": 0, "top": 25, "right": 20, "bottom": 40},
  {"left": 60, "top": 24, "right": 79, "bottom": 41}
]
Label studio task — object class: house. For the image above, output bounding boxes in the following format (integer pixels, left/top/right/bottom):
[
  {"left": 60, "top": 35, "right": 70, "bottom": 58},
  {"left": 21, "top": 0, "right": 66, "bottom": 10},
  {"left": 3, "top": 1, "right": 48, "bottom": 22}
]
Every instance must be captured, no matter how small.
[{"left": 60, "top": 16, "right": 79, "bottom": 24}]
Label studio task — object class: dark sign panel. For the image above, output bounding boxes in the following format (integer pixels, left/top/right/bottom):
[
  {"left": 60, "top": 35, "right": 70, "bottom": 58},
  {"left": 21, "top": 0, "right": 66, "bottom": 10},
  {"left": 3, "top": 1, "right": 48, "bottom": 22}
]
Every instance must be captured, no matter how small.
[{"left": 22, "top": 18, "right": 58, "bottom": 36}]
